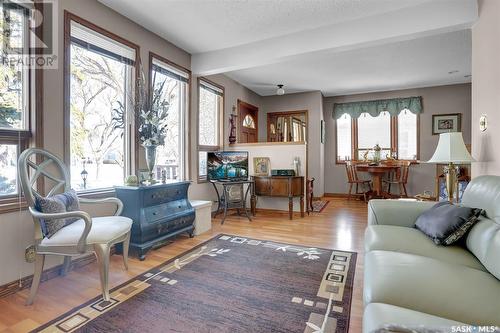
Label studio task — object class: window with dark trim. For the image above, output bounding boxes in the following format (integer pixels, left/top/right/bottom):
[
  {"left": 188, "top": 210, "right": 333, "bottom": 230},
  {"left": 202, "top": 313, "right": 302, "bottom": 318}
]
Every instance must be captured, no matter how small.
[
  {"left": 149, "top": 52, "right": 190, "bottom": 181},
  {"left": 197, "top": 78, "right": 223, "bottom": 182},
  {"left": 0, "top": 2, "right": 35, "bottom": 204},
  {"left": 64, "top": 13, "right": 139, "bottom": 192},
  {"left": 336, "top": 111, "right": 419, "bottom": 163}
]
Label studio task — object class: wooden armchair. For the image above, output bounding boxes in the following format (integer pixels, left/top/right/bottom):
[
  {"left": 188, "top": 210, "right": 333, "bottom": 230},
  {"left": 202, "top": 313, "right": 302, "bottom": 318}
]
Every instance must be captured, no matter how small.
[{"left": 18, "top": 148, "right": 133, "bottom": 305}]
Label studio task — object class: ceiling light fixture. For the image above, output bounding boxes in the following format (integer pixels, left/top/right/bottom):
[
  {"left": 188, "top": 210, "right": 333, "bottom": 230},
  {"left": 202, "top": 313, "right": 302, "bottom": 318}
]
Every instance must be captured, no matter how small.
[{"left": 276, "top": 84, "right": 285, "bottom": 96}]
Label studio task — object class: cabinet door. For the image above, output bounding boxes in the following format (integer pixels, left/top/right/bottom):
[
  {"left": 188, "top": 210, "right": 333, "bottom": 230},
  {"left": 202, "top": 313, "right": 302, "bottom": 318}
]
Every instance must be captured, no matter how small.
[
  {"left": 291, "top": 177, "right": 304, "bottom": 196},
  {"left": 271, "top": 178, "right": 289, "bottom": 196},
  {"left": 254, "top": 177, "right": 271, "bottom": 195}
]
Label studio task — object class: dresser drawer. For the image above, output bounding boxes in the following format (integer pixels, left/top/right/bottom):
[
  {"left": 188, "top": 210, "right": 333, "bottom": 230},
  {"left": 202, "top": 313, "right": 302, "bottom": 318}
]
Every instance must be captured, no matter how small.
[
  {"left": 142, "top": 215, "right": 194, "bottom": 242},
  {"left": 143, "top": 199, "right": 192, "bottom": 223},
  {"left": 143, "top": 185, "right": 186, "bottom": 207}
]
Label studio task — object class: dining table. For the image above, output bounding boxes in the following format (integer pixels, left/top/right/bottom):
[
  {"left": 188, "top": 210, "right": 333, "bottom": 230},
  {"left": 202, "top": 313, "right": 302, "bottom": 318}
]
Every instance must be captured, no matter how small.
[{"left": 356, "top": 164, "right": 400, "bottom": 198}]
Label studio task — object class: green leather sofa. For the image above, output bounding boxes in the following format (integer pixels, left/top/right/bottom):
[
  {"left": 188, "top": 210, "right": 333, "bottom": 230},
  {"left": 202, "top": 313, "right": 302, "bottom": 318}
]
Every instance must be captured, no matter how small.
[{"left": 363, "top": 175, "right": 500, "bottom": 332}]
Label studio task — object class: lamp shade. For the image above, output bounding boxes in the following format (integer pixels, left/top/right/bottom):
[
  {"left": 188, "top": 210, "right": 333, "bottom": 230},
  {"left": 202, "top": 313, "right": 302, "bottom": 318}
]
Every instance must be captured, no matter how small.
[{"left": 427, "top": 132, "right": 474, "bottom": 164}]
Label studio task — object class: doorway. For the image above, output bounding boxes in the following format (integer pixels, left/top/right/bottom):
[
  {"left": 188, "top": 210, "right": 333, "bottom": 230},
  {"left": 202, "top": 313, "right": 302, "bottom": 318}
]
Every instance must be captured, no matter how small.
[{"left": 238, "top": 100, "right": 259, "bottom": 143}]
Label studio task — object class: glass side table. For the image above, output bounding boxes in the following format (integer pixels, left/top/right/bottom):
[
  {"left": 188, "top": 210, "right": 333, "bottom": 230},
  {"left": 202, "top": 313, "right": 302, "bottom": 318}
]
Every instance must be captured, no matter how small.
[{"left": 210, "top": 179, "right": 254, "bottom": 224}]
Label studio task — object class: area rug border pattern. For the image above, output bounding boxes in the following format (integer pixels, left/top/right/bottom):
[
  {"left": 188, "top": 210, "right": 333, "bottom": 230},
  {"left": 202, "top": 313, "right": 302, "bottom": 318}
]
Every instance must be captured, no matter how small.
[
  {"left": 312, "top": 199, "right": 330, "bottom": 213},
  {"left": 32, "top": 233, "right": 357, "bottom": 333}
]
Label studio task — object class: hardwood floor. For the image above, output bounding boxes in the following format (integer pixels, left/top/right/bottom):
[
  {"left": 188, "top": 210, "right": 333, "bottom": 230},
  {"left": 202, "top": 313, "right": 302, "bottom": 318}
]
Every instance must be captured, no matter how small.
[{"left": 0, "top": 197, "right": 367, "bottom": 333}]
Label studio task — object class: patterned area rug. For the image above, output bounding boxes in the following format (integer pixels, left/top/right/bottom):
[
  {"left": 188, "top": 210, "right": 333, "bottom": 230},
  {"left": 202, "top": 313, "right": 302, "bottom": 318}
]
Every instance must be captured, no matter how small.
[
  {"left": 33, "top": 234, "right": 356, "bottom": 333},
  {"left": 312, "top": 200, "right": 330, "bottom": 213}
]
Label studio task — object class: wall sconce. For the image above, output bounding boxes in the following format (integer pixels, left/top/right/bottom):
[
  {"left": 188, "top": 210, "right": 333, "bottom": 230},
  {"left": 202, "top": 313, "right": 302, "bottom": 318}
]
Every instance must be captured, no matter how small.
[{"left": 479, "top": 114, "right": 488, "bottom": 132}]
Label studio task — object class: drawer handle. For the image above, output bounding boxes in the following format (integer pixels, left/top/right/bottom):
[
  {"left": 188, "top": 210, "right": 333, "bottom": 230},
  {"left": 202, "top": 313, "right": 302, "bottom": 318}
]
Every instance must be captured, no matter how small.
[
  {"left": 178, "top": 205, "right": 181, "bottom": 209},
  {"left": 152, "top": 212, "right": 157, "bottom": 216}
]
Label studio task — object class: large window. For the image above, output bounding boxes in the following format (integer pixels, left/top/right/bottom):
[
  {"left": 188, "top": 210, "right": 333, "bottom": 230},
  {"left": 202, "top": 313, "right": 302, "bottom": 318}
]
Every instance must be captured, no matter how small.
[
  {"left": 0, "top": 2, "right": 31, "bottom": 198},
  {"left": 150, "top": 54, "right": 189, "bottom": 181},
  {"left": 67, "top": 17, "right": 137, "bottom": 191},
  {"left": 335, "top": 114, "right": 352, "bottom": 161},
  {"left": 198, "top": 78, "right": 223, "bottom": 181},
  {"left": 336, "top": 110, "right": 419, "bottom": 163},
  {"left": 397, "top": 111, "right": 418, "bottom": 160},
  {"left": 357, "top": 112, "right": 391, "bottom": 160}
]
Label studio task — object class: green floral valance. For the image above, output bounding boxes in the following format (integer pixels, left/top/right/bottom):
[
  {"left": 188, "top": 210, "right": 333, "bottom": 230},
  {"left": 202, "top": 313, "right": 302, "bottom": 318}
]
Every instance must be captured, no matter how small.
[{"left": 333, "top": 96, "right": 422, "bottom": 119}]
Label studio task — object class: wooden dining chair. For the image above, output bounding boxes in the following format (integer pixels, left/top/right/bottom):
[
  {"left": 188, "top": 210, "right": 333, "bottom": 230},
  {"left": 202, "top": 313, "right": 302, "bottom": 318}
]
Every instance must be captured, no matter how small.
[
  {"left": 345, "top": 161, "right": 372, "bottom": 202},
  {"left": 383, "top": 161, "right": 411, "bottom": 197}
]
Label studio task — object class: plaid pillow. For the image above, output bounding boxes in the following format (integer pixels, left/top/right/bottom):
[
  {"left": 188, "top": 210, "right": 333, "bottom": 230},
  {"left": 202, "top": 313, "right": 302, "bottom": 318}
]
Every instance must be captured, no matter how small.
[{"left": 34, "top": 190, "right": 80, "bottom": 238}]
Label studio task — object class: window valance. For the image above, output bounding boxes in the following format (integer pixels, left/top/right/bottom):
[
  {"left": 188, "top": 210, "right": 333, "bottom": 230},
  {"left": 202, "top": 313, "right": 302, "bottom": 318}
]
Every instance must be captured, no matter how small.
[{"left": 333, "top": 96, "right": 422, "bottom": 119}]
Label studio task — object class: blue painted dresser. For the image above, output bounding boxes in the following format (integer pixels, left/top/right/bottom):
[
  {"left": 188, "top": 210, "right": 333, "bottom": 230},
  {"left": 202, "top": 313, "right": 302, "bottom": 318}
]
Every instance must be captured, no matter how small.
[{"left": 115, "top": 181, "right": 195, "bottom": 260}]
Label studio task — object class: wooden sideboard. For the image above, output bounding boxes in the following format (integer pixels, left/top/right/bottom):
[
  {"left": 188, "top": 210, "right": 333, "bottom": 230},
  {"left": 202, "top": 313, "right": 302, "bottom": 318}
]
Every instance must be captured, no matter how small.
[{"left": 251, "top": 176, "right": 305, "bottom": 219}]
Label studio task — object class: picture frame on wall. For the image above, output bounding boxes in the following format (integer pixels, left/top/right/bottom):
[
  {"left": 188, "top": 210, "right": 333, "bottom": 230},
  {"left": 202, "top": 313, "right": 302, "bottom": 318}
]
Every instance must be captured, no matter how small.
[
  {"left": 253, "top": 157, "right": 270, "bottom": 176},
  {"left": 432, "top": 113, "right": 462, "bottom": 135}
]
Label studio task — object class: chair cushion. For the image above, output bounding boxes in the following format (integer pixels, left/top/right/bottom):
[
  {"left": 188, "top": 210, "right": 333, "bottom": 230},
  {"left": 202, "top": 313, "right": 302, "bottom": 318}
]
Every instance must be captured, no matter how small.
[
  {"left": 365, "top": 225, "right": 485, "bottom": 271},
  {"left": 364, "top": 250, "right": 500, "bottom": 326},
  {"left": 363, "top": 303, "right": 464, "bottom": 333},
  {"left": 414, "top": 201, "right": 483, "bottom": 245},
  {"left": 40, "top": 216, "right": 132, "bottom": 247},
  {"left": 35, "top": 190, "right": 81, "bottom": 238}
]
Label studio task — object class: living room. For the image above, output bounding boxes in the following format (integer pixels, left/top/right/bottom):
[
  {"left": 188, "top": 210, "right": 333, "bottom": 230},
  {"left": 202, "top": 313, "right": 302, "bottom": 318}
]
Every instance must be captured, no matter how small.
[{"left": 0, "top": 0, "right": 499, "bottom": 332}]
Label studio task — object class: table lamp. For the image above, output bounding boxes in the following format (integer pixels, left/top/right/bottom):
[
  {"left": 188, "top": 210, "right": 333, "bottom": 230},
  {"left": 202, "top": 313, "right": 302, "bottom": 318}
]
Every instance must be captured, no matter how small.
[{"left": 427, "top": 132, "right": 474, "bottom": 202}]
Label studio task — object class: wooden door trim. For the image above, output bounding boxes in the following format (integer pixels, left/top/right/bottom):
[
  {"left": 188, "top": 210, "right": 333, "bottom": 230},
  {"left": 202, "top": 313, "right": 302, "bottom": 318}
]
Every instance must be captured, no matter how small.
[
  {"left": 63, "top": 10, "right": 141, "bottom": 180},
  {"left": 237, "top": 99, "right": 259, "bottom": 143}
]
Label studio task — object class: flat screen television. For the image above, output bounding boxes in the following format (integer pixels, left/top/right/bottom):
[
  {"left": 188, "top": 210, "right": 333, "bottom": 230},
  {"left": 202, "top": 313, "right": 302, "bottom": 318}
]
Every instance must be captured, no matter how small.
[{"left": 207, "top": 151, "right": 249, "bottom": 181}]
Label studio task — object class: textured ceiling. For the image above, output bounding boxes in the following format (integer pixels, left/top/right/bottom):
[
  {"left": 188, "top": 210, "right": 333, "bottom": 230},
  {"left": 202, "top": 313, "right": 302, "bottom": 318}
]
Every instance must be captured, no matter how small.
[
  {"left": 98, "top": 0, "right": 432, "bottom": 53},
  {"left": 225, "top": 30, "right": 472, "bottom": 96},
  {"left": 99, "top": 0, "right": 475, "bottom": 96}
]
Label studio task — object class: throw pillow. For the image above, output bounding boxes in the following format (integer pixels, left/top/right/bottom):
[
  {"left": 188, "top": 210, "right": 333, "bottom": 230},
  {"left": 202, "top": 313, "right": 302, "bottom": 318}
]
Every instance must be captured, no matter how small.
[
  {"left": 35, "top": 190, "right": 80, "bottom": 238},
  {"left": 414, "top": 201, "right": 483, "bottom": 246}
]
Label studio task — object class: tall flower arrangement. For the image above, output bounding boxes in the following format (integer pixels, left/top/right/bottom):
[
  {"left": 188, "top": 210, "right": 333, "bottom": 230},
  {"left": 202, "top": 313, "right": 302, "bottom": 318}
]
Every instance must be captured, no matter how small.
[
  {"left": 132, "top": 62, "right": 171, "bottom": 183},
  {"left": 132, "top": 63, "right": 170, "bottom": 147}
]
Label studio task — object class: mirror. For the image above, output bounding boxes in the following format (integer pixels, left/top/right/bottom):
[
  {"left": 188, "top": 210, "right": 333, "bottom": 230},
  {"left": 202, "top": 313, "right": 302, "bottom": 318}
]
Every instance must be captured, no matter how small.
[{"left": 267, "top": 111, "right": 307, "bottom": 142}]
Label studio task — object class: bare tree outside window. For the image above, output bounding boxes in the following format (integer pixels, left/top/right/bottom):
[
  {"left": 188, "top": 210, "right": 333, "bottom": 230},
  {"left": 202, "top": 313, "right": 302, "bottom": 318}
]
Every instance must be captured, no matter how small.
[
  {"left": 69, "top": 44, "right": 130, "bottom": 190},
  {"left": 151, "top": 68, "right": 183, "bottom": 180}
]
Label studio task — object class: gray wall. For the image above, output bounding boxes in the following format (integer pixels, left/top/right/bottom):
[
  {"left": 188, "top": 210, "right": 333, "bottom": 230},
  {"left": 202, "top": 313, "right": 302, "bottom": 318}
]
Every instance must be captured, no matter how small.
[
  {"left": 259, "top": 91, "right": 325, "bottom": 196},
  {"left": 471, "top": 0, "right": 500, "bottom": 177},
  {"left": 323, "top": 83, "right": 472, "bottom": 196},
  {"left": 188, "top": 73, "right": 263, "bottom": 201},
  {"left": 0, "top": 0, "right": 193, "bottom": 285}
]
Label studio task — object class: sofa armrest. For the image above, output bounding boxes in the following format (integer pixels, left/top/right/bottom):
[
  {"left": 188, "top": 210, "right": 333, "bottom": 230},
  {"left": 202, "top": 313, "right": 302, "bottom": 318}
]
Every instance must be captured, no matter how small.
[{"left": 368, "top": 199, "right": 436, "bottom": 228}]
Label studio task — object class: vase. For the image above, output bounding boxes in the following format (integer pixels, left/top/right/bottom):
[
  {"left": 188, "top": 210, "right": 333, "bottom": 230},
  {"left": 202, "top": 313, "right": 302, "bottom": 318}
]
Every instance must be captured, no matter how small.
[{"left": 144, "top": 145, "right": 157, "bottom": 184}]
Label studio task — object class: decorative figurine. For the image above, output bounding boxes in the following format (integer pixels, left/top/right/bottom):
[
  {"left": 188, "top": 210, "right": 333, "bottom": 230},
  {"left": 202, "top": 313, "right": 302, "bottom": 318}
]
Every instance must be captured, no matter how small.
[
  {"left": 373, "top": 144, "right": 381, "bottom": 163},
  {"left": 229, "top": 105, "right": 237, "bottom": 144}
]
